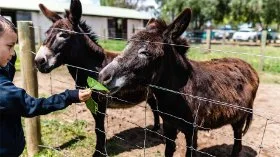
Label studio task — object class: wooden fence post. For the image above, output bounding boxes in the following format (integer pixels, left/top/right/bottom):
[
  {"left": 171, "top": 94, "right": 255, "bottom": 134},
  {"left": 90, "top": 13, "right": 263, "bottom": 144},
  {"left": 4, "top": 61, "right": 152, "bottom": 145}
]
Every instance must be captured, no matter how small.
[
  {"left": 37, "top": 26, "right": 42, "bottom": 46},
  {"left": 205, "top": 29, "right": 211, "bottom": 53},
  {"left": 222, "top": 31, "right": 226, "bottom": 45},
  {"left": 259, "top": 30, "right": 267, "bottom": 71},
  {"left": 17, "top": 21, "right": 41, "bottom": 157}
]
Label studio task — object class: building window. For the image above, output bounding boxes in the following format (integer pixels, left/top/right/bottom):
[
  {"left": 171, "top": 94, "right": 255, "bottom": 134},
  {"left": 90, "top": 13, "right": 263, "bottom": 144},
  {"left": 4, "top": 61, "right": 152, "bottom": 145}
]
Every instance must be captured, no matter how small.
[{"left": 108, "top": 18, "right": 127, "bottom": 39}]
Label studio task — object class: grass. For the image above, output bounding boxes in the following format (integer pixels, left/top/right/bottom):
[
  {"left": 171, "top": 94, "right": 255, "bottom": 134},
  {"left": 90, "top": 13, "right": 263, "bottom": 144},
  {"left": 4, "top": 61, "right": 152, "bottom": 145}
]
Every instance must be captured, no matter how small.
[
  {"left": 20, "top": 116, "right": 129, "bottom": 157},
  {"left": 99, "top": 39, "right": 127, "bottom": 52},
  {"left": 187, "top": 44, "right": 280, "bottom": 73},
  {"left": 21, "top": 119, "right": 96, "bottom": 157},
  {"left": 187, "top": 44, "right": 280, "bottom": 84}
]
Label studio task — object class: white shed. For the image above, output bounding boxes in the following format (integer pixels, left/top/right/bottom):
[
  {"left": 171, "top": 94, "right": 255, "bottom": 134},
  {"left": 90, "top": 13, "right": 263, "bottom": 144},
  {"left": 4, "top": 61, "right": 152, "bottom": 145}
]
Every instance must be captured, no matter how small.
[{"left": 0, "top": 0, "right": 152, "bottom": 42}]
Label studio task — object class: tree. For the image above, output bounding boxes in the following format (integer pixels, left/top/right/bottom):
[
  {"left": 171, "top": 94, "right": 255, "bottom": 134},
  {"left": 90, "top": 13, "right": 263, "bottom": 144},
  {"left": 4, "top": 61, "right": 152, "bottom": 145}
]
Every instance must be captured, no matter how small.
[
  {"left": 229, "top": 0, "right": 262, "bottom": 27},
  {"left": 154, "top": 0, "right": 280, "bottom": 30},
  {"left": 213, "top": 0, "right": 231, "bottom": 23},
  {"left": 156, "top": 0, "right": 230, "bottom": 30},
  {"left": 262, "top": 0, "right": 280, "bottom": 29},
  {"left": 230, "top": 0, "right": 279, "bottom": 29}
]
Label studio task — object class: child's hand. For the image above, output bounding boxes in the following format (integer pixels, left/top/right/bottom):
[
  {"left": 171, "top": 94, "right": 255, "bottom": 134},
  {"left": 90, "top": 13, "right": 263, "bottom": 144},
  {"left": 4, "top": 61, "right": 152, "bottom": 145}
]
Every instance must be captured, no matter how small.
[{"left": 78, "top": 89, "right": 92, "bottom": 102}]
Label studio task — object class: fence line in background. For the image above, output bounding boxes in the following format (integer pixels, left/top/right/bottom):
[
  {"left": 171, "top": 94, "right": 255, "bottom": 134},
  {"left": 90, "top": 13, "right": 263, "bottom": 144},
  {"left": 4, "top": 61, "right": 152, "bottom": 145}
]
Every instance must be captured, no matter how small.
[{"left": 29, "top": 26, "right": 280, "bottom": 60}]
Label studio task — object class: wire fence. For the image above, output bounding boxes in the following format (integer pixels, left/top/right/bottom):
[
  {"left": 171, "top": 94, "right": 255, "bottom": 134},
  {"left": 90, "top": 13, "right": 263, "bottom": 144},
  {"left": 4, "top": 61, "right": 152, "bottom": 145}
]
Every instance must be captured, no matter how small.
[
  {"left": 17, "top": 25, "right": 280, "bottom": 157},
  {"left": 26, "top": 60, "right": 280, "bottom": 157}
]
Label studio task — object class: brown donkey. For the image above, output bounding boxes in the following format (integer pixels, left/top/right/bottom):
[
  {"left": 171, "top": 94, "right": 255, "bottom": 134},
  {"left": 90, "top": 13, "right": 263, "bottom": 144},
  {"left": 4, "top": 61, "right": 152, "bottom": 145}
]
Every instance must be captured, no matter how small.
[
  {"left": 34, "top": 0, "right": 160, "bottom": 156},
  {"left": 99, "top": 8, "right": 259, "bottom": 157}
]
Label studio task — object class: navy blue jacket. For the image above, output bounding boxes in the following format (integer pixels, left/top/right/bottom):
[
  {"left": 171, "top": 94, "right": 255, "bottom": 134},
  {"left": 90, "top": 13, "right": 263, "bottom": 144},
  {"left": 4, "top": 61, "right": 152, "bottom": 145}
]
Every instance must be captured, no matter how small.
[{"left": 0, "top": 54, "right": 80, "bottom": 157}]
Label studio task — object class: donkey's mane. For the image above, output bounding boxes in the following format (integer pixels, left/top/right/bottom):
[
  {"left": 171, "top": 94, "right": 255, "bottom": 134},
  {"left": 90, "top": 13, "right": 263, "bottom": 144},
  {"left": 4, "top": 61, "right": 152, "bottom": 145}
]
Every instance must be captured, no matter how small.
[{"left": 79, "top": 20, "right": 99, "bottom": 43}]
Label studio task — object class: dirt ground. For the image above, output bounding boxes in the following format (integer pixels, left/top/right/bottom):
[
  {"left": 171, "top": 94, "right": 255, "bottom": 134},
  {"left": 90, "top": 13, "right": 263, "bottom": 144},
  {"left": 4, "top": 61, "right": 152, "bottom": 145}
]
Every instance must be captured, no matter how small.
[{"left": 14, "top": 66, "right": 280, "bottom": 157}]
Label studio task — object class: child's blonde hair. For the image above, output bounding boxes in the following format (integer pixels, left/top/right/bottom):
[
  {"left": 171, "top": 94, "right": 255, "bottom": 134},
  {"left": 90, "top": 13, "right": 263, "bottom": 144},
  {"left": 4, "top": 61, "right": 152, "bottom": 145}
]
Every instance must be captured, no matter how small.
[{"left": 0, "top": 16, "right": 17, "bottom": 37}]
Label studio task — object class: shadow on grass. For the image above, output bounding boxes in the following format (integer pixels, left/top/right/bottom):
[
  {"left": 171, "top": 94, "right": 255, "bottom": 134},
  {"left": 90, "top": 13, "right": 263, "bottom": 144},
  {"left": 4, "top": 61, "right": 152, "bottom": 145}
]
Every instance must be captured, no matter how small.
[
  {"left": 106, "top": 125, "right": 164, "bottom": 156},
  {"left": 54, "top": 135, "right": 86, "bottom": 150}
]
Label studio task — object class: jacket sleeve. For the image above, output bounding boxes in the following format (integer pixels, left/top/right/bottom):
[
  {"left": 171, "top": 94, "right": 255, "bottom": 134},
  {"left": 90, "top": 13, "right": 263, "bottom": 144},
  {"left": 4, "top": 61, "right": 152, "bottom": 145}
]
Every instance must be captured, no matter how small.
[{"left": 0, "top": 80, "right": 80, "bottom": 117}]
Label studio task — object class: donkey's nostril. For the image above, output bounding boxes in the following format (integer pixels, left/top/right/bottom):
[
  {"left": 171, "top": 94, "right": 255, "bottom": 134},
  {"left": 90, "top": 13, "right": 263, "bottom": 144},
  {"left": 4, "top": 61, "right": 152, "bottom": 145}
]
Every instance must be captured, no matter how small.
[
  {"left": 36, "top": 58, "right": 46, "bottom": 67},
  {"left": 39, "top": 58, "right": 46, "bottom": 65},
  {"left": 102, "top": 74, "right": 112, "bottom": 85}
]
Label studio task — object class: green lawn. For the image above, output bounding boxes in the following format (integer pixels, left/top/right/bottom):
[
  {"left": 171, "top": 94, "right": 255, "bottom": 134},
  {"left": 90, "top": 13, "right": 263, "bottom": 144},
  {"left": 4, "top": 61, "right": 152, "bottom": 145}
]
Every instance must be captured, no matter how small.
[
  {"left": 187, "top": 44, "right": 280, "bottom": 73},
  {"left": 21, "top": 119, "right": 96, "bottom": 157},
  {"left": 99, "top": 39, "right": 127, "bottom": 52}
]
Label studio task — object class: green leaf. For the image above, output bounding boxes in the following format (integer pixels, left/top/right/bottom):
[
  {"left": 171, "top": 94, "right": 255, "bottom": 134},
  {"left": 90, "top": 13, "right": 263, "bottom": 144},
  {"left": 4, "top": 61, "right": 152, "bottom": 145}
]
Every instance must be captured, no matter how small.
[
  {"left": 85, "top": 97, "right": 98, "bottom": 114},
  {"left": 87, "top": 77, "right": 109, "bottom": 92}
]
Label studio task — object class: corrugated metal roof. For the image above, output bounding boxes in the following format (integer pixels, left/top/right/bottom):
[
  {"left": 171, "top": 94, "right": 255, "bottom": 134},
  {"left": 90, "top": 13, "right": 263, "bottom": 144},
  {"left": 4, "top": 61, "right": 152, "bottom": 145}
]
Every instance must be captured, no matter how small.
[{"left": 0, "top": 0, "right": 152, "bottom": 20}]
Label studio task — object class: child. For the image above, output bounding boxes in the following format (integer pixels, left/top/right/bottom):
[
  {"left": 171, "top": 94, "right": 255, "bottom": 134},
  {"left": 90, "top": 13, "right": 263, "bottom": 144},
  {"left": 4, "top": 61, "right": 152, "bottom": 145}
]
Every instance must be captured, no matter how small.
[{"left": 0, "top": 16, "right": 92, "bottom": 156}]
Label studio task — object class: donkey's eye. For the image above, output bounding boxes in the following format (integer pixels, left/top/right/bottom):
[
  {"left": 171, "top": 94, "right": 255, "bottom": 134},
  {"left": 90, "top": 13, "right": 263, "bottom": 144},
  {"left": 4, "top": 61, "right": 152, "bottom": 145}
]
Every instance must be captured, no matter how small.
[
  {"left": 59, "top": 32, "right": 70, "bottom": 39},
  {"left": 139, "top": 51, "right": 151, "bottom": 57}
]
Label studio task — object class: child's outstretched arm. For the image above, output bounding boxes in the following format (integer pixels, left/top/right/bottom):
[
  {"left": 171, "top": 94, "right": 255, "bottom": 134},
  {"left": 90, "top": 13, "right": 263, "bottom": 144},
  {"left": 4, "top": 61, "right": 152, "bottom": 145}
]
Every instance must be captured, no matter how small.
[{"left": 0, "top": 80, "right": 92, "bottom": 117}]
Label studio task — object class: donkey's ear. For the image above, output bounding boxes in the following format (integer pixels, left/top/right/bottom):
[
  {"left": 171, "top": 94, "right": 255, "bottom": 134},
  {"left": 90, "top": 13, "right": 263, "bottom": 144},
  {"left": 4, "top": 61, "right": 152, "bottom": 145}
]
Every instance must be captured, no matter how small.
[
  {"left": 164, "top": 8, "right": 192, "bottom": 40},
  {"left": 69, "top": 0, "right": 82, "bottom": 25},
  {"left": 146, "top": 18, "right": 156, "bottom": 27},
  {"left": 39, "top": 4, "right": 62, "bottom": 22},
  {"left": 65, "top": 9, "right": 70, "bottom": 18},
  {"left": 146, "top": 18, "right": 166, "bottom": 31}
]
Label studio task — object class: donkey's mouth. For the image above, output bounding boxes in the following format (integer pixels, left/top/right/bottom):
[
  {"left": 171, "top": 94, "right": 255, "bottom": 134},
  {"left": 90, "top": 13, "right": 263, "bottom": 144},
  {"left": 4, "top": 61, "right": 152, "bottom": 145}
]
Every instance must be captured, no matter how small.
[
  {"left": 108, "top": 86, "right": 122, "bottom": 95},
  {"left": 110, "top": 85, "right": 147, "bottom": 104},
  {"left": 36, "top": 64, "right": 55, "bottom": 73}
]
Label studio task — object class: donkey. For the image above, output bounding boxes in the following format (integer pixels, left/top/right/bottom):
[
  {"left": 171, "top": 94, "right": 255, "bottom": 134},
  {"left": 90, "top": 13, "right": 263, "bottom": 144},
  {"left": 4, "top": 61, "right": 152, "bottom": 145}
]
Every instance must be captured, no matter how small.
[
  {"left": 34, "top": 0, "right": 160, "bottom": 156},
  {"left": 99, "top": 8, "right": 259, "bottom": 157}
]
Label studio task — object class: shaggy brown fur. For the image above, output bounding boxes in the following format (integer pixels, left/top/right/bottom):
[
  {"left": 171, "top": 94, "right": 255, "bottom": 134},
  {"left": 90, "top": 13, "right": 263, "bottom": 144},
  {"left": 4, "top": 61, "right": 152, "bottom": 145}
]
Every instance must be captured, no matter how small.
[{"left": 99, "top": 8, "right": 259, "bottom": 157}]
